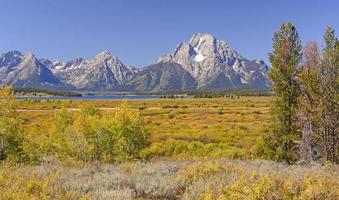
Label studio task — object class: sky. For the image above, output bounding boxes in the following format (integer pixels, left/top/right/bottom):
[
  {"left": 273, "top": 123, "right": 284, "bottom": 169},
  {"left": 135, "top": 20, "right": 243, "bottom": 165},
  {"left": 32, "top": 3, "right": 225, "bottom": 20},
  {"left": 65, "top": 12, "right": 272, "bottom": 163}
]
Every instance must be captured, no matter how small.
[{"left": 0, "top": 0, "right": 338, "bottom": 67}]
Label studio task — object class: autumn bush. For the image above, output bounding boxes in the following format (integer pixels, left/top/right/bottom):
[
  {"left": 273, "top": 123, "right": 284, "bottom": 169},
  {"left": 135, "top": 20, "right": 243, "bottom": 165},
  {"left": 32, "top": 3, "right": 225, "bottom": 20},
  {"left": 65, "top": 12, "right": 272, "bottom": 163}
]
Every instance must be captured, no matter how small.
[
  {"left": 48, "top": 101, "right": 150, "bottom": 163},
  {"left": 0, "top": 86, "right": 41, "bottom": 164},
  {"left": 182, "top": 160, "right": 338, "bottom": 200},
  {"left": 199, "top": 173, "right": 339, "bottom": 200},
  {"left": 0, "top": 166, "right": 88, "bottom": 200}
]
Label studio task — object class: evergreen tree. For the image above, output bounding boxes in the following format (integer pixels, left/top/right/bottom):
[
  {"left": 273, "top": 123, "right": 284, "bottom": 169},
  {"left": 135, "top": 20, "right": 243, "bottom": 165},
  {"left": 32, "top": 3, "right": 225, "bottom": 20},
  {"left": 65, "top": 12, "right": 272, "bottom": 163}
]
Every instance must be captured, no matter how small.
[
  {"left": 318, "top": 27, "right": 338, "bottom": 163},
  {"left": 298, "top": 41, "right": 321, "bottom": 163},
  {"left": 263, "top": 23, "right": 302, "bottom": 163}
]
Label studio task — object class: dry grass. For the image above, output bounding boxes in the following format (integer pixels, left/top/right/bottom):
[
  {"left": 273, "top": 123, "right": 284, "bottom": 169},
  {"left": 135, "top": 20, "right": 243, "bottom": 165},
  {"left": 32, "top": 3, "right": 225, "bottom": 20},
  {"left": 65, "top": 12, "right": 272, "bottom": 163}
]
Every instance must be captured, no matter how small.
[{"left": 2, "top": 159, "right": 338, "bottom": 200}]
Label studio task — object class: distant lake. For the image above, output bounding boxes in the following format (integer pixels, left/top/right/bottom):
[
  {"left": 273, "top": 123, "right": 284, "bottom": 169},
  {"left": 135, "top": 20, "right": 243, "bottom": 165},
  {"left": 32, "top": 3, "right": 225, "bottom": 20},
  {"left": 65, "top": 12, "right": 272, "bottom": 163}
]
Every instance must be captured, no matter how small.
[{"left": 16, "top": 95, "right": 161, "bottom": 100}]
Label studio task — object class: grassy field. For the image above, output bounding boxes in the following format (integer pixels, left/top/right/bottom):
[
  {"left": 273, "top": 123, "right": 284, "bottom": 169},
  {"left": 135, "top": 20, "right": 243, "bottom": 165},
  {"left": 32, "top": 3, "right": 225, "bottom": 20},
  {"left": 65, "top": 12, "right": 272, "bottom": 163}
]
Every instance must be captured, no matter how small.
[{"left": 17, "top": 96, "right": 272, "bottom": 159}]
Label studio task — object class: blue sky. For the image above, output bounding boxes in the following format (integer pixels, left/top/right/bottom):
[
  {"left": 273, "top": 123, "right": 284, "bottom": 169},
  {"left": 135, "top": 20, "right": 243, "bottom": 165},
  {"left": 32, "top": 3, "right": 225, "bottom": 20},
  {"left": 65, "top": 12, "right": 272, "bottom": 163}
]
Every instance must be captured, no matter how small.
[{"left": 0, "top": 0, "right": 338, "bottom": 67}]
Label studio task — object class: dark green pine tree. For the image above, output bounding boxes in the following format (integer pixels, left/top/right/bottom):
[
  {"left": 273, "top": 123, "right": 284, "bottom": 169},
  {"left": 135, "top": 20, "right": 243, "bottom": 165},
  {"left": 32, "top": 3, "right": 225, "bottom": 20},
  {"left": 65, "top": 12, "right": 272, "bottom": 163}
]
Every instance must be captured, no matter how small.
[
  {"left": 317, "top": 27, "right": 338, "bottom": 163},
  {"left": 262, "top": 23, "right": 302, "bottom": 163}
]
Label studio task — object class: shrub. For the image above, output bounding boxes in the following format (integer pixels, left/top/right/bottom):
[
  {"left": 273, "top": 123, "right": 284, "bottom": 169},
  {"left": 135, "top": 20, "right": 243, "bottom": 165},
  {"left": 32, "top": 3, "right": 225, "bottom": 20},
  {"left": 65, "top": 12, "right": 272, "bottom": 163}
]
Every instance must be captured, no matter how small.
[
  {"left": 162, "top": 105, "right": 172, "bottom": 109},
  {"left": 0, "top": 86, "right": 29, "bottom": 163},
  {"left": 107, "top": 101, "right": 150, "bottom": 161},
  {"left": 50, "top": 101, "right": 150, "bottom": 163},
  {"left": 0, "top": 167, "right": 87, "bottom": 199},
  {"left": 198, "top": 172, "right": 339, "bottom": 200},
  {"left": 172, "top": 105, "right": 179, "bottom": 109},
  {"left": 168, "top": 114, "right": 175, "bottom": 119},
  {"left": 138, "top": 106, "right": 147, "bottom": 110}
]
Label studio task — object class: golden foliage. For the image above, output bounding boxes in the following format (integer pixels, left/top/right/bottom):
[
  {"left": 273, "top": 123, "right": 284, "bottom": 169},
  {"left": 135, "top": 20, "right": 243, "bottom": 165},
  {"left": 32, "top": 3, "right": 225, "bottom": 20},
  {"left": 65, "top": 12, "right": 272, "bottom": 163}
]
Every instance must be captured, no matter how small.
[{"left": 0, "top": 167, "right": 89, "bottom": 200}]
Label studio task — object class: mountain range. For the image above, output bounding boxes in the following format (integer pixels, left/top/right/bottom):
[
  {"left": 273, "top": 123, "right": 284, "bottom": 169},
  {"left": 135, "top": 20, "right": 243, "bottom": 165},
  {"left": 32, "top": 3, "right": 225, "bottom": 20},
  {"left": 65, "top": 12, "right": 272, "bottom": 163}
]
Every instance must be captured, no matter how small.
[{"left": 0, "top": 33, "right": 271, "bottom": 92}]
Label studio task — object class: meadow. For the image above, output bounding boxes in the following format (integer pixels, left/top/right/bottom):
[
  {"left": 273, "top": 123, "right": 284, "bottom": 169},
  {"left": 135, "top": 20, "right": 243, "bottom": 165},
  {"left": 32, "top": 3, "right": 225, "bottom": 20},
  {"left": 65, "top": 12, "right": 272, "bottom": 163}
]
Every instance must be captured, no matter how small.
[
  {"left": 1, "top": 96, "right": 337, "bottom": 200},
  {"left": 17, "top": 96, "right": 272, "bottom": 159}
]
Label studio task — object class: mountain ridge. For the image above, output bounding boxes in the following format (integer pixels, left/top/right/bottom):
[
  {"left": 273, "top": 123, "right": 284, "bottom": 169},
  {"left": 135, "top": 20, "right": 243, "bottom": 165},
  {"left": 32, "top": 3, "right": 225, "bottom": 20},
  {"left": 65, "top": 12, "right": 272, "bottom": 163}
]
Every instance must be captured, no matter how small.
[
  {"left": 156, "top": 33, "right": 270, "bottom": 90},
  {"left": 0, "top": 33, "right": 271, "bottom": 92}
]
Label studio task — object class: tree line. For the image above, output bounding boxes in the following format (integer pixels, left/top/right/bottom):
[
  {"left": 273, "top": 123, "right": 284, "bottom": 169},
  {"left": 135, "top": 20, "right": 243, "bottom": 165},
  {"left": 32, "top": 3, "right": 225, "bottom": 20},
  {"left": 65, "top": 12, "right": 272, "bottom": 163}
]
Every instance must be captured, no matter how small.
[
  {"left": 14, "top": 88, "right": 82, "bottom": 97},
  {"left": 260, "top": 23, "right": 338, "bottom": 164}
]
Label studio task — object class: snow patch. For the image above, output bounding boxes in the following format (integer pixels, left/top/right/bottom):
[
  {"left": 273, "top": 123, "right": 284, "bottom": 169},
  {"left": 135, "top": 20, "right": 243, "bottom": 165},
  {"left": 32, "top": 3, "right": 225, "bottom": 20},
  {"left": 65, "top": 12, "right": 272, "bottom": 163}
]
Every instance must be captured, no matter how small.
[
  {"left": 192, "top": 38, "right": 206, "bottom": 62},
  {"left": 240, "top": 78, "right": 248, "bottom": 84},
  {"left": 55, "top": 65, "right": 64, "bottom": 70},
  {"left": 194, "top": 54, "right": 206, "bottom": 62}
]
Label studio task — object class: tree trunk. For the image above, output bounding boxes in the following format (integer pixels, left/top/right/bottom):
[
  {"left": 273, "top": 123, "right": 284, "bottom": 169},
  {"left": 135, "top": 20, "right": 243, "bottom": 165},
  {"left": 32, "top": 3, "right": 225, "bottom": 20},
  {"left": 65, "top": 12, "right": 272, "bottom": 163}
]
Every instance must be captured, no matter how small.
[{"left": 299, "top": 111, "right": 317, "bottom": 163}]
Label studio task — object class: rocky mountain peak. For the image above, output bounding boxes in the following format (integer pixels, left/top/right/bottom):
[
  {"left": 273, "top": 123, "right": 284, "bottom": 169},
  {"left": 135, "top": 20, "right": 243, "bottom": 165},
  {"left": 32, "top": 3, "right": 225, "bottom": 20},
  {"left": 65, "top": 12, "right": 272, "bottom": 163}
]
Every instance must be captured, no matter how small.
[
  {"left": 22, "top": 53, "right": 37, "bottom": 64},
  {"left": 3, "top": 50, "right": 23, "bottom": 58},
  {"left": 39, "top": 58, "right": 54, "bottom": 68},
  {"left": 155, "top": 33, "right": 270, "bottom": 89},
  {"left": 189, "top": 33, "right": 216, "bottom": 62},
  {"left": 53, "top": 60, "right": 64, "bottom": 66},
  {"left": 189, "top": 33, "right": 216, "bottom": 47},
  {"left": 64, "top": 58, "right": 86, "bottom": 68},
  {"left": 0, "top": 50, "right": 64, "bottom": 89},
  {"left": 0, "top": 51, "right": 24, "bottom": 67},
  {"left": 95, "top": 50, "right": 112, "bottom": 60},
  {"left": 158, "top": 33, "right": 241, "bottom": 64},
  {"left": 255, "top": 58, "right": 265, "bottom": 64}
]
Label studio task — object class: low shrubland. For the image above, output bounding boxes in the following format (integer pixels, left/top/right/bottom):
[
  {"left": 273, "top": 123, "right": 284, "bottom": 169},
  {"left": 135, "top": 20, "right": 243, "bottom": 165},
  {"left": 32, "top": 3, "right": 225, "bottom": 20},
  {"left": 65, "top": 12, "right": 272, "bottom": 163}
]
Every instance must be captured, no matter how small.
[
  {"left": 0, "top": 165, "right": 88, "bottom": 199},
  {"left": 1, "top": 159, "right": 337, "bottom": 200}
]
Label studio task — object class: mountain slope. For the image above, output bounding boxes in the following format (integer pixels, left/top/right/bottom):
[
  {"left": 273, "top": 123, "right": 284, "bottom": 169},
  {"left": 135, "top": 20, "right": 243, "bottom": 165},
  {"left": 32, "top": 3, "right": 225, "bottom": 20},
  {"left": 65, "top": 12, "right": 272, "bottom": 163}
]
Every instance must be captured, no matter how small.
[
  {"left": 51, "top": 51, "right": 139, "bottom": 91},
  {"left": 156, "top": 33, "right": 270, "bottom": 89},
  {"left": 127, "top": 62, "right": 197, "bottom": 92},
  {"left": 0, "top": 51, "right": 65, "bottom": 89}
]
